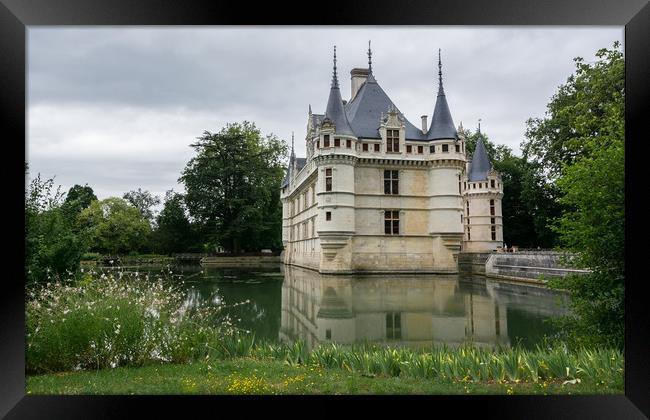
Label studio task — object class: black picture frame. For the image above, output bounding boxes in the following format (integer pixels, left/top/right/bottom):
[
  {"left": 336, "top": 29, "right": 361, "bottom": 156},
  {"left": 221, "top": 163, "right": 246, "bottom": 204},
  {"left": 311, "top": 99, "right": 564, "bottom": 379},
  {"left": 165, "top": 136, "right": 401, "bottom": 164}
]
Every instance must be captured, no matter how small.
[{"left": 2, "top": 0, "right": 648, "bottom": 417}]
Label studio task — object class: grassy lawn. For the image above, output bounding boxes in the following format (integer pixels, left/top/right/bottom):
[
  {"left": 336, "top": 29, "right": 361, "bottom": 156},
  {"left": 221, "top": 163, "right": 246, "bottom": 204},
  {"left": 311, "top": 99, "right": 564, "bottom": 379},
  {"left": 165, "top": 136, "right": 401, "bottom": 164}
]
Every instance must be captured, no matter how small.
[{"left": 27, "top": 358, "right": 622, "bottom": 395}]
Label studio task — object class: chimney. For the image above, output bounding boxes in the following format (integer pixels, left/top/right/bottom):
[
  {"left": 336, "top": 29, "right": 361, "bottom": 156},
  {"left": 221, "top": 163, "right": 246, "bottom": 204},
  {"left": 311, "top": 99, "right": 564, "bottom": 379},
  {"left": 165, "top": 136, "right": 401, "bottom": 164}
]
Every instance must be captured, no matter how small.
[
  {"left": 350, "top": 68, "right": 370, "bottom": 101},
  {"left": 421, "top": 115, "right": 428, "bottom": 133}
]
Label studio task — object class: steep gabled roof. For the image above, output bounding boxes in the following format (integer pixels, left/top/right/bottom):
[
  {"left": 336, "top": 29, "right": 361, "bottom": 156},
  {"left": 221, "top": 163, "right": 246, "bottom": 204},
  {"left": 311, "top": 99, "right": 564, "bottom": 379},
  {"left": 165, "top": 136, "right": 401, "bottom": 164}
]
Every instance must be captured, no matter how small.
[{"left": 344, "top": 74, "right": 425, "bottom": 140}]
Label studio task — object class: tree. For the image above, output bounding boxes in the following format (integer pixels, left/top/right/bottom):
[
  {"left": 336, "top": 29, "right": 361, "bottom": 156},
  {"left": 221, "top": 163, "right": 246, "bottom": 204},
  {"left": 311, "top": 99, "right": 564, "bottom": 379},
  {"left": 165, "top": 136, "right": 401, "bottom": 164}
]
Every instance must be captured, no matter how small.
[
  {"left": 541, "top": 43, "right": 625, "bottom": 349},
  {"left": 180, "top": 121, "right": 287, "bottom": 253},
  {"left": 77, "top": 198, "right": 152, "bottom": 255},
  {"left": 25, "top": 174, "right": 86, "bottom": 284},
  {"left": 123, "top": 188, "right": 160, "bottom": 224},
  {"left": 62, "top": 184, "right": 97, "bottom": 220},
  {"left": 151, "top": 190, "right": 196, "bottom": 254}
]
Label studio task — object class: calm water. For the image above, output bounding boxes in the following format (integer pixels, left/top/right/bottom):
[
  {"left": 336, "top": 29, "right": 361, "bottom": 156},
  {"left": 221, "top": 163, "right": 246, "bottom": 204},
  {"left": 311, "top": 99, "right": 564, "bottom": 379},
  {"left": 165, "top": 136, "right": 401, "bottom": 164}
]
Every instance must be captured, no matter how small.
[{"left": 117, "top": 264, "right": 570, "bottom": 350}]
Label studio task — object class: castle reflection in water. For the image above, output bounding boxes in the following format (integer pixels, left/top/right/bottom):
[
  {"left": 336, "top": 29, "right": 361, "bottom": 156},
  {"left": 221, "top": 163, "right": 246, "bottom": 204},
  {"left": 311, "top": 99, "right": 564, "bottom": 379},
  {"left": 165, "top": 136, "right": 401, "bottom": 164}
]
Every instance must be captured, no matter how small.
[{"left": 279, "top": 265, "right": 570, "bottom": 350}]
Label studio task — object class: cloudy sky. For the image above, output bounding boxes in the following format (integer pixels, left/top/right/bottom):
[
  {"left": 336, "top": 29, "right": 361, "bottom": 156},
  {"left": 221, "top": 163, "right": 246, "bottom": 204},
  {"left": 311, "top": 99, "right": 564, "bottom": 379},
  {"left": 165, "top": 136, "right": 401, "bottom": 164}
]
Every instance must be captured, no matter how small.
[{"left": 27, "top": 26, "right": 623, "bottom": 203}]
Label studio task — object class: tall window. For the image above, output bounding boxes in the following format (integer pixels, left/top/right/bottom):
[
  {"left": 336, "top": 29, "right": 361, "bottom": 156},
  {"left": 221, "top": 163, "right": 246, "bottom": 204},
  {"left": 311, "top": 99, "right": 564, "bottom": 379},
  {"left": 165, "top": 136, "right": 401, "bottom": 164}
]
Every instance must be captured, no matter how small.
[
  {"left": 442, "top": 144, "right": 449, "bottom": 152},
  {"left": 334, "top": 138, "right": 340, "bottom": 147},
  {"left": 386, "top": 312, "right": 402, "bottom": 339},
  {"left": 467, "top": 227, "right": 471, "bottom": 241},
  {"left": 324, "top": 135, "right": 330, "bottom": 147},
  {"left": 491, "top": 225, "right": 496, "bottom": 241},
  {"left": 384, "top": 170, "right": 399, "bottom": 195},
  {"left": 346, "top": 139, "right": 351, "bottom": 148},
  {"left": 466, "top": 201, "right": 470, "bottom": 217},
  {"left": 490, "top": 179, "right": 495, "bottom": 188},
  {"left": 490, "top": 199, "right": 495, "bottom": 216},
  {"left": 312, "top": 218, "right": 315, "bottom": 237},
  {"left": 312, "top": 184, "right": 316, "bottom": 203},
  {"left": 384, "top": 210, "right": 399, "bottom": 235},
  {"left": 325, "top": 168, "right": 332, "bottom": 192},
  {"left": 418, "top": 145, "right": 423, "bottom": 154},
  {"left": 430, "top": 145, "right": 435, "bottom": 153},
  {"left": 387, "top": 129, "right": 399, "bottom": 152},
  {"left": 455, "top": 144, "right": 460, "bottom": 153},
  {"left": 326, "top": 211, "right": 331, "bottom": 221},
  {"left": 374, "top": 143, "right": 380, "bottom": 152}
]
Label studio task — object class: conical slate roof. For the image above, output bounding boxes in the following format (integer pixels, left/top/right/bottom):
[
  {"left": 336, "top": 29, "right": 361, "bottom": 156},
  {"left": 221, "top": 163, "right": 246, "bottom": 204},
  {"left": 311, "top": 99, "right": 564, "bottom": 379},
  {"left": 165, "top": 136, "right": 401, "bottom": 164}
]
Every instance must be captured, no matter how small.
[
  {"left": 323, "top": 47, "right": 355, "bottom": 137},
  {"left": 324, "top": 85, "right": 355, "bottom": 136},
  {"left": 427, "top": 51, "right": 457, "bottom": 140},
  {"left": 345, "top": 74, "right": 424, "bottom": 140},
  {"left": 468, "top": 137, "right": 491, "bottom": 181}
]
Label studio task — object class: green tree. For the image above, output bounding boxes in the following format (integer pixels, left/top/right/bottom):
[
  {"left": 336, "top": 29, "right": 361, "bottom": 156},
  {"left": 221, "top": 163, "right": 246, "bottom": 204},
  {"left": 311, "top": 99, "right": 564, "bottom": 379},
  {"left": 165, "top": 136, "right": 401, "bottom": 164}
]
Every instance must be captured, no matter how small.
[
  {"left": 25, "top": 174, "right": 86, "bottom": 284},
  {"left": 62, "top": 184, "right": 97, "bottom": 221},
  {"left": 151, "top": 190, "right": 196, "bottom": 254},
  {"left": 180, "top": 122, "right": 287, "bottom": 253},
  {"left": 533, "top": 42, "right": 625, "bottom": 348},
  {"left": 123, "top": 188, "right": 160, "bottom": 224},
  {"left": 78, "top": 197, "right": 152, "bottom": 255}
]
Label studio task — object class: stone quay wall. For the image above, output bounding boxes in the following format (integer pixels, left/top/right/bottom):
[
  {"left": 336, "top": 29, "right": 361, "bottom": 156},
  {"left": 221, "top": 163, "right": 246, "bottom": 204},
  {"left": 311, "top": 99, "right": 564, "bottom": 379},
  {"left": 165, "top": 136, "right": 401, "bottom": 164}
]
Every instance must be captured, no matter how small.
[{"left": 484, "top": 251, "right": 590, "bottom": 284}]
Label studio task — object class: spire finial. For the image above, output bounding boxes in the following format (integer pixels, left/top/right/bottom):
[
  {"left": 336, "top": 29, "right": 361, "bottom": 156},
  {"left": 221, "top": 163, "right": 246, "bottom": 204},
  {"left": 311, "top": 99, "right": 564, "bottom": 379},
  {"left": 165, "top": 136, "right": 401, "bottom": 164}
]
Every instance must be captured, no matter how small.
[
  {"left": 331, "top": 45, "right": 339, "bottom": 88},
  {"left": 291, "top": 131, "right": 295, "bottom": 155},
  {"left": 308, "top": 104, "right": 312, "bottom": 115},
  {"left": 437, "top": 48, "right": 444, "bottom": 94},
  {"left": 368, "top": 40, "right": 372, "bottom": 73},
  {"left": 478, "top": 118, "right": 482, "bottom": 135}
]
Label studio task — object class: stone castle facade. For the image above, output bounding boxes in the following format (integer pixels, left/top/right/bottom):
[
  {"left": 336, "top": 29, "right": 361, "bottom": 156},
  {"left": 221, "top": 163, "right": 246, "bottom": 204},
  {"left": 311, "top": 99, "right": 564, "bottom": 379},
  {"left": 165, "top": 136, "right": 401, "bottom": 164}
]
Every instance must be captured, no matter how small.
[{"left": 281, "top": 45, "right": 503, "bottom": 274}]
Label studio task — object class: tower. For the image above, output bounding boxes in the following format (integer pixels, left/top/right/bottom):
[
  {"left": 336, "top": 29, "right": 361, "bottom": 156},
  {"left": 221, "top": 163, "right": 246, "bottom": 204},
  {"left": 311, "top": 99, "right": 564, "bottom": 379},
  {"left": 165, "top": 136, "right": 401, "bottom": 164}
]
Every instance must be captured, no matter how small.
[{"left": 462, "top": 122, "right": 504, "bottom": 252}]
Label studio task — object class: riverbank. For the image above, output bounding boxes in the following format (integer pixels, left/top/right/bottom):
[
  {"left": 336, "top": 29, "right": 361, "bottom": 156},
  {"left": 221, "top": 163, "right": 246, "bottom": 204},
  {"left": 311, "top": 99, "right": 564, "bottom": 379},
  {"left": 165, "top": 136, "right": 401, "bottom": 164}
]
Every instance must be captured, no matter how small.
[{"left": 26, "top": 357, "right": 621, "bottom": 395}]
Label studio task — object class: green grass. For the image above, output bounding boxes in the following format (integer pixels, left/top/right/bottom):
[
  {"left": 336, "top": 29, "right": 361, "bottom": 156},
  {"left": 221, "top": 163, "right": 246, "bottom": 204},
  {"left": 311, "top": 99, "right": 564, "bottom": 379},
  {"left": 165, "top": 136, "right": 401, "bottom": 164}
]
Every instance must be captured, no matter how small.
[{"left": 26, "top": 358, "right": 622, "bottom": 395}]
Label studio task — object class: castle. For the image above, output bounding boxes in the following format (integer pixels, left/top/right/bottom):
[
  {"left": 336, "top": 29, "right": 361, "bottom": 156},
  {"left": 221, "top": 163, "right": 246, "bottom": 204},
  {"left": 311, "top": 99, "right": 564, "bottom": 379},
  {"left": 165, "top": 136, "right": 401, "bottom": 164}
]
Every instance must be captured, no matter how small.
[{"left": 281, "top": 44, "right": 503, "bottom": 274}]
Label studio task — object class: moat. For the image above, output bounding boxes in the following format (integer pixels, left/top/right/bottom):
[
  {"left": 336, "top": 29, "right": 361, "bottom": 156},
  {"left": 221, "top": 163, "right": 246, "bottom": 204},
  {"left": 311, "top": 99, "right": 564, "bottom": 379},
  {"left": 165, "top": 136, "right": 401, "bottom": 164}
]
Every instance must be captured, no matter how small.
[{"left": 111, "top": 264, "right": 570, "bottom": 351}]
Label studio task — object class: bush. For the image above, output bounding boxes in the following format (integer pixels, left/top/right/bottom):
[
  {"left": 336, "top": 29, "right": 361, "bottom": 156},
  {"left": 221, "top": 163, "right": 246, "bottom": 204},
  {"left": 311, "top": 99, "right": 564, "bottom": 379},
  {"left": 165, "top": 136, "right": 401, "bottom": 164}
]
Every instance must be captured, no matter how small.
[{"left": 26, "top": 269, "right": 240, "bottom": 374}]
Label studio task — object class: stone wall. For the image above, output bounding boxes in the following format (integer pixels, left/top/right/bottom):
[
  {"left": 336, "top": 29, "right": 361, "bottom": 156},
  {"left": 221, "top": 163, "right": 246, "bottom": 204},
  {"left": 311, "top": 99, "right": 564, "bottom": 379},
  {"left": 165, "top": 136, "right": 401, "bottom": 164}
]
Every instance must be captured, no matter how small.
[
  {"left": 485, "top": 251, "right": 590, "bottom": 283},
  {"left": 201, "top": 255, "right": 281, "bottom": 267},
  {"left": 458, "top": 252, "right": 491, "bottom": 275}
]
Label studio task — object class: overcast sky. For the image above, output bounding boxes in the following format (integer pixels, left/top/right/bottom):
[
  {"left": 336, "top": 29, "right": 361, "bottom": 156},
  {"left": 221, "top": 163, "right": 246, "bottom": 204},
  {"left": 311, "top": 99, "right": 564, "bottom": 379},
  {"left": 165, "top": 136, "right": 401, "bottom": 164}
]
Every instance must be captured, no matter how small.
[{"left": 27, "top": 26, "right": 623, "bottom": 204}]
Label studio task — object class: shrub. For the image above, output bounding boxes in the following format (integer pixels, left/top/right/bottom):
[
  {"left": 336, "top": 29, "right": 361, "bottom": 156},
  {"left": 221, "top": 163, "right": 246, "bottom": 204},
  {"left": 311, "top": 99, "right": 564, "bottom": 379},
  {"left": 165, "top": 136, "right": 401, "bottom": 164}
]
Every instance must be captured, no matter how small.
[{"left": 26, "top": 269, "right": 240, "bottom": 374}]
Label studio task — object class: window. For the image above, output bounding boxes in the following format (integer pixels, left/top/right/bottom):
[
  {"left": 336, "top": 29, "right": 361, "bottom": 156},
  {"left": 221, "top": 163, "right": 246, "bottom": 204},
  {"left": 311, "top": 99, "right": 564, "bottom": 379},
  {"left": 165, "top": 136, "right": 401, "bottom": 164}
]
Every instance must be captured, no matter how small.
[
  {"left": 326, "top": 211, "right": 331, "bottom": 221},
  {"left": 473, "top": 183, "right": 476, "bottom": 189},
  {"left": 316, "top": 140, "right": 320, "bottom": 149},
  {"left": 491, "top": 225, "right": 496, "bottom": 241},
  {"left": 455, "top": 144, "right": 460, "bottom": 153},
  {"left": 466, "top": 201, "right": 470, "bottom": 216},
  {"left": 387, "top": 129, "right": 400, "bottom": 152},
  {"left": 312, "top": 185, "right": 316, "bottom": 203},
  {"left": 386, "top": 312, "right": 402, "bottom": 339},
  {"left": 362, "top": 143, "right": 368, "bottom": 151},
  {"left": 374, "top": 143, "right": 380, "bottom": 152},
  {"left": 491, "top": 179, "right": 495, "bottom": 188},
  {"left": 491, "top": 217, "right": 495, "bottom": 225},
  {"left": 430, "top": 145, "right": 435, "bottom": 153},
  {"left": 384, "top": 210, "right": 399, "bottom": 235},
  {"left": 324, "top": 135, "right": 330, "bottom": 147},
  {"left": 384, "top": 170, "right": 399, "bottom": 195},
  {"left": 418, "top": 145, "right": 423, "bottom": 154},
  {"left": 464, "top": 182, "right": 467, "bottom": 190},
  {"left": 490, "top": 199, "right": 495, "bottom": 216},
  {"left": 442, "top": 144, "right": 449, "bottom": 152},
  {"left": 346, "top": 139, "right": 351, "bottom": 148},
  {"left": 467, "top": 227, "right": 471, "bottom": 241},
  {"left": 303, "top": 222, "right": 307, "bottom": 238},
  {"left": 334, "top": 138, "right": 340, "bottom": 147},
  {"left": 312, "top": 218, "right": 315, "bottom": 237},
  {"left": 325, "top": 168, "right": 332, "bottom": 192},
  {"left": 406, "top": 145, "right": 412, "bottom": 153}
]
